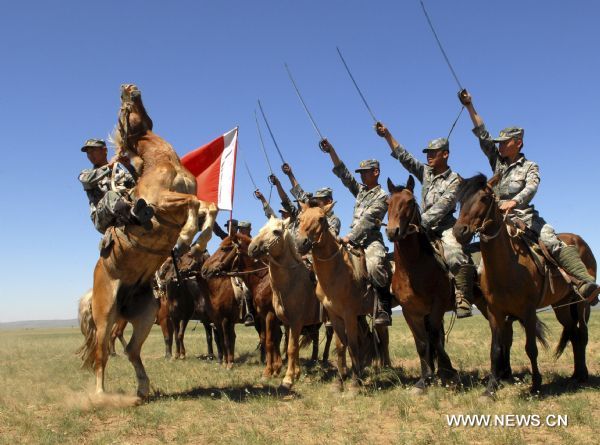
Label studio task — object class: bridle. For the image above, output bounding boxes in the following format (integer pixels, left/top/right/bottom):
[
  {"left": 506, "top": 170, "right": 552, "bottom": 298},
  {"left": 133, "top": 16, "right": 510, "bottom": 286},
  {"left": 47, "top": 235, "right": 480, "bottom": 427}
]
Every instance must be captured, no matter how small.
[
  {"left": 472, "top": 187, "right": 505, "bottom": 242},
  {"left": 389, "top": 193, "right": 421, "bottom": 241}
]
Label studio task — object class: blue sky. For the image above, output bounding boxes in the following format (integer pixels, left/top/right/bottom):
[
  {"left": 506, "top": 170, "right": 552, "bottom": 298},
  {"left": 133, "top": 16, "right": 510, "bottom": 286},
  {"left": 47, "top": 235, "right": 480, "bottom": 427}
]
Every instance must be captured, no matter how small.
[{"left": 1, "top": 0, "right": 598, "bottom": 322}]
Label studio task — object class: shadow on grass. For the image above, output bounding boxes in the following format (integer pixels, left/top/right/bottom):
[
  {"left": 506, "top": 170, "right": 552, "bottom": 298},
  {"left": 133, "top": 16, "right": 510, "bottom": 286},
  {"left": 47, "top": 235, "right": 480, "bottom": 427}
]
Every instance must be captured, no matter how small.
[
  {"left": 149, "top": 383, "right": 300, "bottom": 403},
  {"left": 519, "top": 373, "right": 600, "bottom": 399}
]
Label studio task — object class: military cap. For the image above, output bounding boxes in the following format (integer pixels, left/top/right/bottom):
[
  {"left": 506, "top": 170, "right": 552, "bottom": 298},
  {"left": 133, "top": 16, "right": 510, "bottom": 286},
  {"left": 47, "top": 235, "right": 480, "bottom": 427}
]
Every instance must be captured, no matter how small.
[
  {"left": 354, "top": 159, "right": 380, "bottom": 172},
  {"left": 493, "top": 127, "right": 524, "bottom": 142},
  {"left": 224, "top": 219, "right": 238, "bottom": 228},
  {"left": 278, "top": 208, "right": 291, "bottom": 215},
  {"left": 238, "top": 220, "right": 252, "bottom": 229},
  {"left": 293, "top": 192, "right": 313, "bottom": 203},
  {"left": 314, "top": 187, "right": 333, "bottom": 199},
  {"left": 81, "top": 138, "right": 107, "bottom": 152},
  {"left": 422, "top": 137, "right": 449, "bottom": 153}
]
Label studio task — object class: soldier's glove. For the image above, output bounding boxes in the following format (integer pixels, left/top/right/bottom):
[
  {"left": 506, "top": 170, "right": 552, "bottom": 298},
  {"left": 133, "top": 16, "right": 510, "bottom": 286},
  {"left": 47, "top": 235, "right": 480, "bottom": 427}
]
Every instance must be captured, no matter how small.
[{"left": 319, "top": 138, "right": 331, "bottom": 153}]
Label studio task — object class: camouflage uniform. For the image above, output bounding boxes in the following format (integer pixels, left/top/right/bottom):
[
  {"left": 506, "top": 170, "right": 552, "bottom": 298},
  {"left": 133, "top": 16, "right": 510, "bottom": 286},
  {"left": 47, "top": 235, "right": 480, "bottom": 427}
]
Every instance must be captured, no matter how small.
[
  {"left": 472, "top": 125, "right": 561, "bottom": 253},
  {"left": 290, "top": 184, "right": 341, "bottom": 237},
  {"left": 332, "top": 160, "right": 389, "bottom": 288},
  {"left": 391, "top": 138, "right": 466, "bottom": 274},
  {"left": 79, "top": 163, "right": 136, "bottom": 234}
]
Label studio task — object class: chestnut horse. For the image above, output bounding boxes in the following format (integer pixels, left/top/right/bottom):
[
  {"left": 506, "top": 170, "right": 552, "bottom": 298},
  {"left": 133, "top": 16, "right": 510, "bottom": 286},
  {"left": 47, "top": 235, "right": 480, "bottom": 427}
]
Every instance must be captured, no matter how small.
[
  {"left": 78, "top": 85, "right": 217, "bottom": 400},
  {"left": 248, "top": 216, "right": 326, "bottom": 389},
  {"left": 295, "top": 203, "right": 389, "bottom": 392},
  {"left": 202, "top": 233, "right": 283, "bottom": 378},
  {"left": 386, "top": 176, "right": 466, "bottom": 392},
  {"left": 454, "top": 174, "right": 595, "bottom": 396}
]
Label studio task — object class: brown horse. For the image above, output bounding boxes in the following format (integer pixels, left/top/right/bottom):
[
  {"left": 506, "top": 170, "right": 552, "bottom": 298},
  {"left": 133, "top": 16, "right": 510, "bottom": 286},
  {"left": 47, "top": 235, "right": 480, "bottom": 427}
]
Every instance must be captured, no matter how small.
[
  {"left": 454, "top": 174, "right": 595, "bottom": 396},
  {"left": 78, "top": 84, "right": 217, "bottom": 400},
  {"left": 295, "top": 203, "right": 389, "bottom": 392},
  {"left": 248, "top": 216, "right": 324, "bottom": 389},
  {"left": 202, "top": 233, "right": 283, "bottom": 378},
  {"left": 386, "top": 176, "right": 464, "bottom": 392},
  {"left": 157, "top": 246, "right": 220, "bottom": 361}
]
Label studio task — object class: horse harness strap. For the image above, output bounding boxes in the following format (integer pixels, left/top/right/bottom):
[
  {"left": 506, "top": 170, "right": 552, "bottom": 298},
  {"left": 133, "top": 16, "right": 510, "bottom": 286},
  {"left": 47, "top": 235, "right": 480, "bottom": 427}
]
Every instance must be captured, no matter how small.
[{"left": 313, "top": 243, "right": 343, "bottom": 262}]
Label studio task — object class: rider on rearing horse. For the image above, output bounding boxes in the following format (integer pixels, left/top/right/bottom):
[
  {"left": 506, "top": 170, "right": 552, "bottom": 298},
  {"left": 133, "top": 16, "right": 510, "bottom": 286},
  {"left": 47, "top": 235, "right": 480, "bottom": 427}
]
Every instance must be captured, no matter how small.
[
  {"left": 375, "top": 123, "right": 475, "bottom": 318},
  {"left": 459, "top": 90, "right": 600, "bottom": 305}
]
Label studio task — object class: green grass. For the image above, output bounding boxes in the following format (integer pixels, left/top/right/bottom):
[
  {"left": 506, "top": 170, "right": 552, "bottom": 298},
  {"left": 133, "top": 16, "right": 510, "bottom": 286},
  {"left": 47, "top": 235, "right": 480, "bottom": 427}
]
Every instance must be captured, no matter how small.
[{"left": 0, "top": 312, "right": 598, "bottom": 444}]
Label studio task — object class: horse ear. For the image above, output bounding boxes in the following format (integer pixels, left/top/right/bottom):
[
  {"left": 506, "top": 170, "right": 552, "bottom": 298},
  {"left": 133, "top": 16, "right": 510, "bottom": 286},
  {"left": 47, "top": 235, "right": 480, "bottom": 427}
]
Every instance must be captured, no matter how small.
[
  {"left": 282, "top": 217, "right": 291, "bottom": 227},
  {"left": 323, "top": 201, "right": 336, "bottom": 215},
  {"left": 407, "top": 175, "right": 415, "bottom": 192},
  {"left": 487, "top": 173, "right": 501, "bottom": 189},
  {"left": 387, "top": 177, "right": 397, "bottom": 193}
]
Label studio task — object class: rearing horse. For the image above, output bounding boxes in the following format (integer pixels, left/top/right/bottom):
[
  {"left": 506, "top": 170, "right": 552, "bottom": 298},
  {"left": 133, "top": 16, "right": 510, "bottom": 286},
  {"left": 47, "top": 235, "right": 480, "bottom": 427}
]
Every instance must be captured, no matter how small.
[
  {"left": 454, "top": 174, "right": 595, "bottom": 397},
  {"left": 78, "top": 85, "right": 217, "bottom": 400},
  {"left": 295, "top": 202, "right": 389, "bottom": 392}
]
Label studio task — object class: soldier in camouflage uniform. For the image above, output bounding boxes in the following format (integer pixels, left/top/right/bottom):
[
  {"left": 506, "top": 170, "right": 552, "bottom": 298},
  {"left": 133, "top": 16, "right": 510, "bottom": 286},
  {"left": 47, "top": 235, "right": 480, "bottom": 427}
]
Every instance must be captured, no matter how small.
[
  {"left": 281, "top": 163, "right": 341, "bottom": 237},
  {"left": 320, "top": 139, "right": 392, "bottom": 326},
  {"left": 79, "top": 138, "right": 153, "bottom": 234},
  {"left": 375, "top": 123, "right": 475, "bottom": 318},
  {"left": 459, "top": 90, "right": 600, "bottom": 304}
]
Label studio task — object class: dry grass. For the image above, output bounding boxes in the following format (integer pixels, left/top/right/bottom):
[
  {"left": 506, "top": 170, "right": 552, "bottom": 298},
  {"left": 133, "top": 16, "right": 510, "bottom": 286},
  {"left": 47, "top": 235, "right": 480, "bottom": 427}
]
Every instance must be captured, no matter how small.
[{"left": 0, "top": 311, "right": 599, "bottom": 444}]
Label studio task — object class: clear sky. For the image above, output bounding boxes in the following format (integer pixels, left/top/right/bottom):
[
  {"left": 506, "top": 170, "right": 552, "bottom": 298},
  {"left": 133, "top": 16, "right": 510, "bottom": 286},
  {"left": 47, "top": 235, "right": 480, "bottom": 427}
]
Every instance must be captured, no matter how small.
[{"left": 1, "top": 0, "right": 598, "bottom": 322}]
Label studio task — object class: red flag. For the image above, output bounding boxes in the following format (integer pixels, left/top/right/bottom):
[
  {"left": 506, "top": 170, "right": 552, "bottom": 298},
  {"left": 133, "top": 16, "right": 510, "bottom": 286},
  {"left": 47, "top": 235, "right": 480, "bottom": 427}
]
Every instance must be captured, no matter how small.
[{"left": 181, "top": 127, "right": 238, "bottom": 211}]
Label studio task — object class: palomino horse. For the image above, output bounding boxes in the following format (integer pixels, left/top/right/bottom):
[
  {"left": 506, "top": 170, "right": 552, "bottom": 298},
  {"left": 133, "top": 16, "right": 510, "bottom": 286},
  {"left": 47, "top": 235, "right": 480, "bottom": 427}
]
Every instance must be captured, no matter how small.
[
  {"left": 202, "top": 233, "right": 283, "bottom": 378},
  {"left": 295, "top": 202, "right": 389, "bottom": 392},
  {"left": 386, "top": 176, "right": 465, "bottom": 392},
  {"left": 248, "top": 217, "right": 325, "bottom": 389},
  {"left": 157, "top": 245, "right": 220, "bottom": 361},
  {"left": 454, "top": 174, "right": 595, "bottom": 396},
  {"left": 78, "top": 85, "right": 217, "bottom": 400}
]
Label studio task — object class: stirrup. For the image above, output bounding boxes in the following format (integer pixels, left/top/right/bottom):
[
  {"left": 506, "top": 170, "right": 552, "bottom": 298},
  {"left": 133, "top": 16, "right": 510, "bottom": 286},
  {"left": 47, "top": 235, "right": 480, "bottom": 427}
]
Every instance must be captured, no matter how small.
[
  {"left": 374, "top": 311, "right": 391, "bottom": 326},
  {"left": 243, "top": 314, "right": 255, "bottom": 327},
  {"left": 456, "top": 305, "right": 473, "bottom": 319}
]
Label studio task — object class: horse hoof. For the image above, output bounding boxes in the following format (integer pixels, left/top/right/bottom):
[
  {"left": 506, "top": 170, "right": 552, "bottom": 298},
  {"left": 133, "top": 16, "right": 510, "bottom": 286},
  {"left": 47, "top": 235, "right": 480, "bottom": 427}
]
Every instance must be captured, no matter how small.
[
  {"left": 330, "top": 381, "right": 343, "bottom": 393},
  {"left": 280, "top": 379, "right": 293, "bottom": 391},
  {"left": 410, "top": 386, "right": 425, "bottom": 396},
  {"left": 226, "top": 363, "right": 234, "bottom": 370}
]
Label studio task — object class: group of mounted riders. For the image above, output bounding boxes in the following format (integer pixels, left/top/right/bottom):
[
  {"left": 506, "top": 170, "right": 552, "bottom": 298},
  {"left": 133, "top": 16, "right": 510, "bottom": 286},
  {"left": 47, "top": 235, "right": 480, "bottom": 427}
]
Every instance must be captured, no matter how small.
[{"left": 80, "top": 88, "right": 599, "bottom": 335}]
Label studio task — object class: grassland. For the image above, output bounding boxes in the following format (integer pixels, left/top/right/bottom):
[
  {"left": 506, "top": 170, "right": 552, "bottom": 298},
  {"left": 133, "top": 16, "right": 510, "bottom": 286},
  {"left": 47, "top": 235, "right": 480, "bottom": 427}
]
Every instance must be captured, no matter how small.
[{"left": 0, "top": 311, "right": 598, "bottom": 444}]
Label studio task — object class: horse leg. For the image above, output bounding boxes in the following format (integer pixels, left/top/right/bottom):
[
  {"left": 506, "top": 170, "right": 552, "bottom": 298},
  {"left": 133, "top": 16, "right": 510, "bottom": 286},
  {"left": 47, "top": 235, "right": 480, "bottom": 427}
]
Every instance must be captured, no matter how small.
[
  {"left": 403, "top": 312, "right": 434, "bottom": 392},
  {"left": 374, "top": 325, "right": 390, "bottom": 368},
  {"left": 330, "top": 316, "right": 347, "bottom": 391},
  {"left": 524, "top": 314, "right": 542, "bottom": 394},
  {"left": 322, "top": 324, "right": 334, "bottom": 365},
  {"left": 282, "top": 322, "right": 301, "bottom": 389},
  {"left": 573, "top": 300, "right": 590, "bottom": 382},
  {"left": 204, "top": 322, "right": 215, "bottom": 360},
  {"left": 221, "top": 318, "right": 235, "bottom": 369},
  {"left": 343, "top": 316, "right": 362, "bottom": 392},
  {"left": 91, "top": 278, "right": 118, "bottom": 396},
  {"left": 178, "top": 319, "right": 189, "bottom": 359},
  {"left": 430, "top": 315, "right": 457, "bottom": 384},
  {"left": 485, "top": 311, "right": 507, "bottom": 397},
  {"left": 283, "top": 326, "right": 290, "bottom": 363},
  {"left": 310, "top": 325, "right": 319, "bottom": 363},
  {"left": 498, "top": 319, "right": 514, "bottom": 381},
  {"left": 109, "top": 324, "right": 118, "bottom": 357},
  {"left": 173, "top": 319, "right": 181, "bottom": 359},
  {"left": 554, "top": 301, "right": 589, "bottom": 382},
  {"left": 125, "top": 296, "right": 158, "bottom": 400},
  {"left": 160, "top": 317, "right": 173, "bottom": 359}
]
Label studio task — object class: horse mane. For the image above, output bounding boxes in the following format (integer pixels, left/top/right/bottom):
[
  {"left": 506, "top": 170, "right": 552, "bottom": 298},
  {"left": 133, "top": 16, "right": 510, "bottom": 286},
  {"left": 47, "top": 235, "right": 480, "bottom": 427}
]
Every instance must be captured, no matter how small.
[
  {"left": 456, "top": 173, "right": 488, "bottom": 206},
  {"left": 307, "top": 198, "right": 320, "bottom": 208}
]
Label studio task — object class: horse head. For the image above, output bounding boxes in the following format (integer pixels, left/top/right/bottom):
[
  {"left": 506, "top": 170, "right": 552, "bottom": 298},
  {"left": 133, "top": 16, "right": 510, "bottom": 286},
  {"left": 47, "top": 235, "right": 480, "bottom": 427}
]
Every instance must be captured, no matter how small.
[
  {"left": 453, "top": 173, "right": 501, "bottom": 245},
  {"left": 201, "top": 233, "right": 252, "bottom": 279},
  {"left": 115, "top": 84, "right": 154, "bottom": 155},
  {"left": 248, "top": 216, "right": 290, "bottom": 259},
  {"left": 295, "top": 201, "right": 335, "bottom": 255},
  {"left": 386, "top": 176, "right": 421, "bottom": 242}
]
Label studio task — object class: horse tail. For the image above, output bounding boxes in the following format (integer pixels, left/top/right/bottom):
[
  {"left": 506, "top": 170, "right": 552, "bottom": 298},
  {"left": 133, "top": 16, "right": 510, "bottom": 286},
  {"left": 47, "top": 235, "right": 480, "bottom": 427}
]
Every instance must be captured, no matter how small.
[
  {"left": 76, "top": 289, "right": 97, "bottom": 370},
  {"left": 534, "top": 316, "right": 549, "bottom": 350},
  {"left": 554, "top": 326, "right": 571, "bottom": 359}
]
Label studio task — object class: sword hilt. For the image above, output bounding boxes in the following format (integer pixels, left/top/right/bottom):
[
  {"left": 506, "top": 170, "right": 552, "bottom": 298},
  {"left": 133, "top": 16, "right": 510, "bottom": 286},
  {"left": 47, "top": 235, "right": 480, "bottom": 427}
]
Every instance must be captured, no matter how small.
[{"left": 319, "top": 138, "right": 331, "bottom": 153}]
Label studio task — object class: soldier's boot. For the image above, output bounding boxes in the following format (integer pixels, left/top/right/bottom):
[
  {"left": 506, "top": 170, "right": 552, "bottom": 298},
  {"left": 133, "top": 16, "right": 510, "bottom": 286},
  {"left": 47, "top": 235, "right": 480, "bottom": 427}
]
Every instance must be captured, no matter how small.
[
  {"left": 455, "top": 264, "right": 475, "bottom": 319},
  {"left": 114, "top": 198, "right": 154, "bottom": 229},
  {"left": 131, "top": 198, "right": 154, "bottom": 227},
  {"left": 243, "top": 293, "right": 255, "bottom": 327},
  {"left": 374, "top": 286, "right": 392, "bottom": 327},
  {"left": 556, "top": 245, "right": 600, "bottom": 306}
]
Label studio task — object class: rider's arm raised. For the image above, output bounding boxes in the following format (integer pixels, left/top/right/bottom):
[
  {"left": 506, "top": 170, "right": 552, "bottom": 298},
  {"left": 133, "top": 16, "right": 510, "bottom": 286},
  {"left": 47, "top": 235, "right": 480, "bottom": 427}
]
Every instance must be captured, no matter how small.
[
  {"left": 459, "top": 90, "right": 498, "bottom": 170},
  {"left": 375, "top": 122, "right": 424, "bottom": 183},
  {"left": 321, "top": 139, "right": 361, "bottom": 197}
]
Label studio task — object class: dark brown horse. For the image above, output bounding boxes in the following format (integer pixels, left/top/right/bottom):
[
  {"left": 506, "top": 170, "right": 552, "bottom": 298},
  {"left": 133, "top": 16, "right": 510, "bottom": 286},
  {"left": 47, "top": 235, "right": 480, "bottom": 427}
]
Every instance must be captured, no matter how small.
[
  {"left": 202, "top": 233, "right": 283, "bottom": 379},
  {"left": 157, "top": 246, "right": 220, "bottom": 361},
  {"left": 454, "top": 174, "right": 595, "bottom": 396},
  {"left": 387, "top": 176, "right": 468, "bottom": 392}
]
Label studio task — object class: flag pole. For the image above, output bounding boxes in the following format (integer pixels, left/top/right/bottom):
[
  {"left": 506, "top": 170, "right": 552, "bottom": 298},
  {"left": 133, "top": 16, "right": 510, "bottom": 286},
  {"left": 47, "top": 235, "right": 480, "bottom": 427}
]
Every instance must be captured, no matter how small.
[{"left": 228, "top": 126, "right": 239, "bottom": 236}]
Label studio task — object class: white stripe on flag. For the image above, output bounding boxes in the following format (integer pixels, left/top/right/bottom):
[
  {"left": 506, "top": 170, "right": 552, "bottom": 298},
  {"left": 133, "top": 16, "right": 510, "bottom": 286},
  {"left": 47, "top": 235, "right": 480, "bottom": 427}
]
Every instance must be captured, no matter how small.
[{"left": 217, "top": 128, "right": 238, "bottom": 211}]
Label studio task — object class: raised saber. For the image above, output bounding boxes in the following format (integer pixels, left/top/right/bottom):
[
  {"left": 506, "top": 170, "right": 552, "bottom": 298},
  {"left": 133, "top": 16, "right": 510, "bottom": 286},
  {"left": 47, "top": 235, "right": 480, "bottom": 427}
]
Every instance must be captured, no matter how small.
[
  {"left": 419, "top": 0, "right": 463, "bottom": 91},
  {"left": 254, "top": 110, "right": 274, "bottom": 175},
  {"left": 284, "top": 63, "right": 325, "bottom": 140},
  {"left": 257, "top": 99, "right": 286, "bottom": 164},
  {"left": 242, "top": 159, "right": 259, "bottom": 191},
  {"left": 336, "top": 46, "right": 378, "bottom": 123}
]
